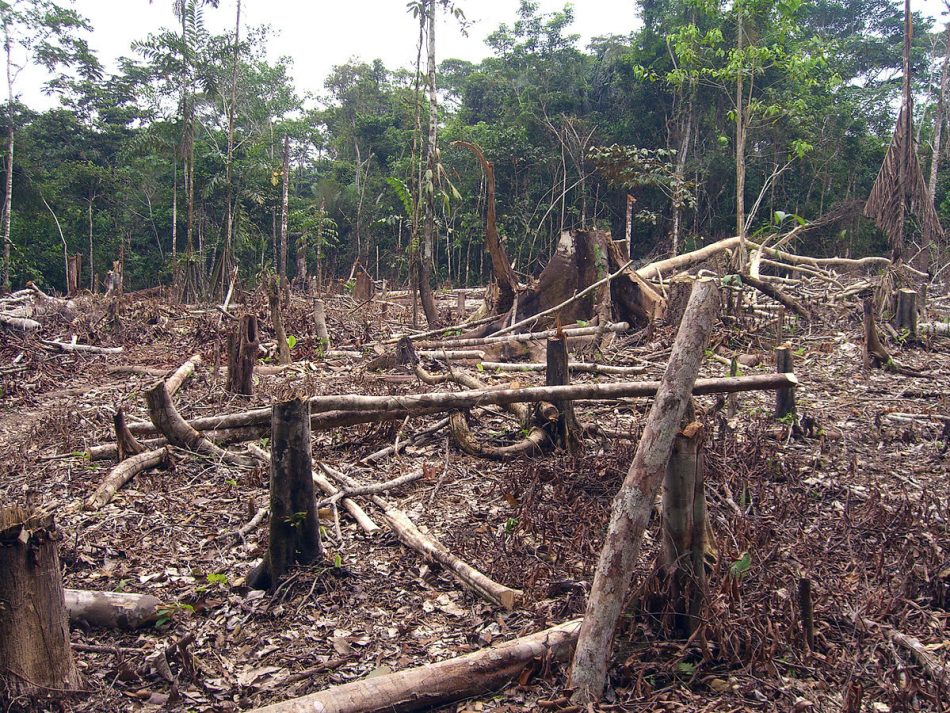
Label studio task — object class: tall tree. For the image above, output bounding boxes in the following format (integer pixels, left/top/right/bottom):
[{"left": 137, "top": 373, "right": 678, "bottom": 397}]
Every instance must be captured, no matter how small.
[{"left": 0, "top": 0, "right": 99, "bottom": 291}]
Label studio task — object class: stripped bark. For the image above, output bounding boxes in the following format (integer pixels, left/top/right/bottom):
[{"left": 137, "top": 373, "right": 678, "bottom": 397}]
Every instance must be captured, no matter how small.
[
  {"left": 246, "top": 619, "right": 581, "bottom": 713},
  {"left": 570, "top": 279, "right": 721, "bottom": 703}
]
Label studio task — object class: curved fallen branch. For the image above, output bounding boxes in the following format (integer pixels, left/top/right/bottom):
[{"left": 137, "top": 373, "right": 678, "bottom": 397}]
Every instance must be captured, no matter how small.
[
  {"left": 84, "top": 448, "right": 170, "bottom": 511},
  {"left": 449, "top": 410, "right": 548, "bottom": 460}
]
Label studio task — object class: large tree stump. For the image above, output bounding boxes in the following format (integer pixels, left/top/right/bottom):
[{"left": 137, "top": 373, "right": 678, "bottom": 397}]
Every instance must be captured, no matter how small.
[
  {"left": 0, "top": 508, "right": 80, "bottom": 701},
  {"left": 546, "top": 337, "right": 582, "bottom": 453},
  {"left": 248, "top": 399, "right": 322, "bottom": 590},
  {"left": 312, "top": 298, "right": 330, "bottom": 349},
  {"left": 227, "top": 315, "right": 259, "bottom": 395},
  {"left": 660, "top": 420, "right": 707, "bottom": 638},
  {"left": 66, "top": 254, "right": 81, "bottom": 296},
  {"left": 895, "top": 288, "right": 918, "bottom": 339}
]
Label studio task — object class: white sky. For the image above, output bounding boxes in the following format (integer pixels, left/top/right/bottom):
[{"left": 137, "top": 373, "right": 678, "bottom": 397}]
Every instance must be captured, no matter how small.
[
  {"left": 17, "top": 0, "right": 950, "bottom": 111},
  {"left": 18, "top": 0, "right": 640, "bottom": 109}
]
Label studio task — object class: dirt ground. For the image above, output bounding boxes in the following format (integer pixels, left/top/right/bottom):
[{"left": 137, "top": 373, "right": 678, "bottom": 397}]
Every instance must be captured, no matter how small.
[{"left": 0, "top": 283, "right": 947, "bottom": 713}]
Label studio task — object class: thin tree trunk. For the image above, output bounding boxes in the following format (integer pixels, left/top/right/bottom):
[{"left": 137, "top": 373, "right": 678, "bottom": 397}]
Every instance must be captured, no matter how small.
[
  {"left": 2, "top": 29, "right": 13, "bottom": 293},
  {"left": 88, "top": 198, "right": 94, "bottom": 291},
  {"left": 735, "top": 16, "right": 747, "bottom": 269},
  {"left": 172, "top": 159, "right": 178, "bottom": 263},
  {"left": 279, "top": 134, "right": 289, "bottom": 286},
  {"left": 418, "top": 0, "right": 440, "bottom": 326},
  {"left": 221, "top": 0, "right": 241, "bottom": 296},
  {"left": 929, "top": 22, "right": 950, "bottom": 198},
  {"left": 569, "top": 280, "right": 720, "bottom": 703}
]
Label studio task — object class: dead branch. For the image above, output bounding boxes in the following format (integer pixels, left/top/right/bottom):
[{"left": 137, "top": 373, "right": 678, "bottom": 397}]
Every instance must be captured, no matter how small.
[{"left": 83, "top": 447, "right": 170, "bottom": 511}]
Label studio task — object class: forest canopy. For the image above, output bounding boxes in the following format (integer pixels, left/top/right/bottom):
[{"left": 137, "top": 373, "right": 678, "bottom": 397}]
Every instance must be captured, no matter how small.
[{"left": 1, "top": 0, "right": 945, "bottom": 295}]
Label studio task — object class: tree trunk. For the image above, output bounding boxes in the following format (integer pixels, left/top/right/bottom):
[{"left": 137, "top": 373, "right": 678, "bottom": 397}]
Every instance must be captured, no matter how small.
[
  {"left": 929, "top": 23, "right": 950, "bottom": 198},
  {"left": 221, "top": 0, "right": 241, "bottom": 297},
  {"left": 227, "top": 314, "right": 259, "bottom": 395},
  {"left": 735, "top": 16, "right": 747, "bottom": 270},
  {"left": 279, "top": 134, "right": 290, "bottom": 287},
  {"left": 3, "top": 32, "right": 13, "bottom": 294},
  {"left": 64, "top": 589, "right": 161, "bottom": 630},
  {"left": 313, "top": 298, "right": 330, "bottom": 347},
  {"left": 87, "top": 199, "right": 94, "bottom": 291},
  {"left": 247, "top": 620, "right": 580, "bottom": 713},
  {"left": 0, "top": 508, "right": 80, "bottom": 700},
  {"left": 67, "top": 254, "right": 81, "bottom": 296},
  {"left": 417, "top": 0, "right": 440, "bottom": 328},
  {"left": 895, "top": 288, "right": 918, "bottom": 338},
  {"left": 248, "top": 399, "right": 322, "bottom": 590},
  {"left": 569, "top": 279, "right": 720, "bottom": 703},
  {"left": 774, "top": 345, "right": 796, "bottom": 419}
]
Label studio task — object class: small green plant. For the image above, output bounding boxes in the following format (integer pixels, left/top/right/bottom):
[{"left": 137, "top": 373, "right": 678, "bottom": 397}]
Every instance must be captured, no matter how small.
[
  {"left": 333, "top": 552, "right": 343, "bottom": 568},
  {"left": 793, "top": 346, "right": 806, "bottom": 357},
  {"left": 155, "top": 602, "right": 195, "bottom": 628},
  {"left": 676, "top": 661, "right": 697, "bottom": 676},
  {"left": 225, "top": 478, "right": 238, "bottom": 487},
  {"left": 114, "top": 579, "right": 128, "bottom": 593},
  {"left": 286, "top": 334, "right": 298, "bottom": 350},
  {"left": 206, "top": 573, "right": 228, "bottom": 587},
  {"left": 283, "top": 511, "right": 308, "bottom": 528},
  {"left": 258, "top": 437, "right": 270, "bottom": 448},
  {"left": 729, "top": 551, "right": 752, "bottom": 580},
  {"left": 344, "top": 278, "right": 356, "bottom": 294},
  {"left": 503, "top": 517, "right": 519, "bottom": 534},
  {"left": 778, "top": 412, "right": 796, "bottom": 426},
  {"left": 475, "top": 362, "right": 485, "bottom": 372},
  {"left": 576, "top": 319, "right": 589, "bottom": 327}
]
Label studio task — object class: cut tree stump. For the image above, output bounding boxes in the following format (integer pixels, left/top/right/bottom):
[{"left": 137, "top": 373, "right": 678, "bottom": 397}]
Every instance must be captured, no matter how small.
[
  {"left": 0, "top": 507, "right": 80, "bottom": 700},
  {"left": 660, "top": 420, "right": 707, "bottom": 638},
  {"left": 113, "top": 407, "right": 144, "bottom": 462},
  {"left": 246, "top": 618, "right": 581, "bottom": 713},
  {"left": 313, "top": 298, "right": 330, "bottom": 347},
  {"left": 248, "top": 399, "right": 322, "bottom": 590},
  {"left": 227, "top": 315, "right": 259, "bottom": 395},
  {"left": 268, "top": 275, "right": 291, "bottom": 366},
  {"left": 895, "top": 288, "right": 918, "bottom": 338},
  {"left": 546, "top": 336, "right": 582, "bottom": 453},
  {"left": 570, "top": 278, "right": 721, "bottom": 704},
  {"left": 774, "top": 345, "right": 796, "bottom": 419}
]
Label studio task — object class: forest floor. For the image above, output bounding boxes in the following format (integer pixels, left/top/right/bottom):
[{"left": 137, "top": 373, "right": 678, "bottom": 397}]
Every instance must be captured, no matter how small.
[{"left": 0, "top": 283, "right": 948, "bottom": 713}]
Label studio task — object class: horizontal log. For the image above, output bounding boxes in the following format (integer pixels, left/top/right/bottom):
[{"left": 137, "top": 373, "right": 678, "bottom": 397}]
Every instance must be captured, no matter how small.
[
  {"left": 247, "top": 618, "right": 581, "bottom": 713},
  {"left": 65, "top": 589, "right": 161, "bottom": 629},
  {"left": 417, "top": 322, "right": 629, "bottom": 349},
  {"left": 480, "top": 361, "right": 647, "bottom": 375}
]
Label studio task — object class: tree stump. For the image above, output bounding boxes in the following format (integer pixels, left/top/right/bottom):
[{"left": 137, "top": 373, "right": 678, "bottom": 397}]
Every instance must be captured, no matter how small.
[
  {"left": 227, "top": 315, "right": 259, "bottom": 395},
  {"left": 66, "top": 254, "right": 82, "bottom": 297},
  {"left": 248, "top": 399, "right": 322, "bottom": 590},
  {"left": 267, "top": 276, "right": 291, "bottom": 366},
  {"left": 774, "top": 344, "right": 796, "bottom": 419},
  {"left": 355, "top": 271, "right": 374, "bottom": 302},
  {"left": 456, "top": 291, "right": 466, "bottom": 321},
  {"left": 312, "top": 298, "right": 330, "bottom": 349},
  {"left": 545, "top": 337, "right": 582, "bottom": 453},
  {"left": 895, "top": 288, "right": 918, "bottom": 339},
  {"left": 661, "top": 420, "right": 706, "bottom": 638},
  {"left": 0, "top": 507, "right": 80, "bottom": 701}
]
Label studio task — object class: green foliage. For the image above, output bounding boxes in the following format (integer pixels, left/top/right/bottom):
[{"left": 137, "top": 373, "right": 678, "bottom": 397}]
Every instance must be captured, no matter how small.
[
  {"left": 155, "top": 601, "right": 195, "bottom": 628},
  {"left": 729, "top": 551, "right": 752, "bottom": 580}
]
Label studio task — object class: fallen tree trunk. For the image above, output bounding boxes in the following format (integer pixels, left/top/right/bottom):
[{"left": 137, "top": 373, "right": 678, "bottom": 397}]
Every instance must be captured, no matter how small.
[
  {"left": 479, "top": 361, "right": 646, "bottom": 376},
  {"left": 64, "top": 589, "right": 162, "bottom": 629},
  {"left": 166, "top": 353, "right": 202, "bottom": 396},
  {"left": 247, "top": 618, "right": 581, "bottom": 713},
  {"left": 0, "top": 313, "right": 40, "bottom": 331},
  {"left": 84, "top": 447, "right": 170, "bottom": 510},
  {"left": 740, "top": 273, "right": 811, "bottom": 318},
  {"left": 418, "top": 322, "right": 629, "bottom": 349},
  {"left": 322, "top": 464, "right": 522, "bottom": 610},
  {"left": 570, "top": 279, "right": 721, "bottom": 704}
]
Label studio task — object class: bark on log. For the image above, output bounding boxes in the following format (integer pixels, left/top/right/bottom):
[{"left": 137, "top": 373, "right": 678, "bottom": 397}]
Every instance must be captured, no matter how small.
[
  {"left": 418, "top": 322, "right": 629, "bottom": 349},
  {"left": 166, "top": 353, "right": 202, "bottom": 396},
  {"left": 144, "top": 381, "right": 255, "bottom": 467},
  {"left": 64, "top": 589, "right": 162, "bottom": 629},
  {"left": 248, "top": 399, "right": 322, "bottom": 590},
  {"left": 84, "top": 448, "right": 170, "bottom": 511},
  {"left": 247, "top": 618, "right": 581, "bottom": 713},
  {"left": 569, "top": 279, "right": 721, "bottom": 703},
  {"left": 323, "top": 466, "right": 521, "bottom": 609},
  {"left": 227, "top": 315, "right": 258, "bottom": 395},
  {"left": 0, "top": 508, "right": 80, "bottom": 699},
  {"left": 0, "top": 313, "right": 40, "bottom": 331},
  {"left": 919, "top": 321, "right": 950, "bottom": 335}
]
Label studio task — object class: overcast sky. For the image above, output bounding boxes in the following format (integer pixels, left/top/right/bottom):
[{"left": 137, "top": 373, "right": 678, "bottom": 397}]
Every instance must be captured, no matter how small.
[
  {"left": 17, "top": 0, "right": 950, "bottom": 111},
  {"left": 18, "top": 0, "right": 641, "bottom": 109}
]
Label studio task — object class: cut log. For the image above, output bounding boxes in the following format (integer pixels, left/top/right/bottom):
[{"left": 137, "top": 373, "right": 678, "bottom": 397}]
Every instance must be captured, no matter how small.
[
  {"left": 322, "top": 465, "right": 521, "bottom": 609},
  {"left": 919, "top": 321, "right": 950, "bottom": 335},
  {"left": 144, "top": 380, "right": 256, "bottom": 467},
  {"left": 166, "top": 353, "right": 202, "bottom": 396},
  {"left": 227, "top": 315, "right": 258, "bottom": 395},
  {"left": 248, "top": 399, "right": 322, "bottom": 590},
  {"left": 84, "top": 447, "right": 170, "bottom": 511},
  {"left": 479, "top": 361, "right": 647, "bottom": 375},
  {"left": 247, "top": 618, "right": 581, "bottom": 713},
  {"left": 0, "top": 507, "right": 80, "bottom": 699},
  {"left": 570, "top": 279, "right": 720, "bottom": 703},
  {"left": 64, "top": 589, "right": 162, "bottom": 629},
  {"left": 418, "top": 322, "right": 629, "bottom": 349},
  {"left": 42, "top": 339, "right": 123, "bottom": 354},
  {"left": 741, "top": 273, "right": 811, "bottom": 318},
  {"left": 0, "top": 313, "right": 40, "bottom": 331}
]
